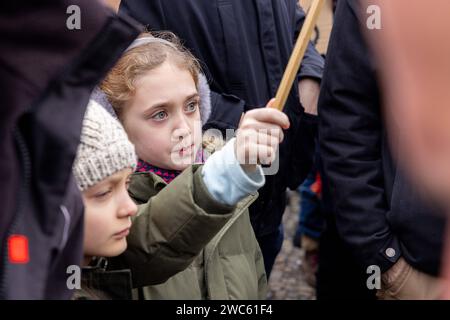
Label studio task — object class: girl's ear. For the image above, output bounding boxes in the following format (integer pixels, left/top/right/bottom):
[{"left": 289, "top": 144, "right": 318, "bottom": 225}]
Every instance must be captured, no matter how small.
[{"left": 197, "top": 73, "right": 212, "bottom": 125}]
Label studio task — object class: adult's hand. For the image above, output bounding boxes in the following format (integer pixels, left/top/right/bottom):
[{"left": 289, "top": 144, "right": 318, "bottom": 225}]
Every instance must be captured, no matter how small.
[{"left": 298, "top": 78, "right": 320, "bottom": 115}]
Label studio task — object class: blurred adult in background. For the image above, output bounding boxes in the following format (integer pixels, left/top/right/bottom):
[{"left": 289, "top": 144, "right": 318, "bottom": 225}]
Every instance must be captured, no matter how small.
[
  {"left": 0, "top": 0, "right": 140, "bottom": 299},
  {"left": 319, "top": 0, "right": 445, "bottom": 299},
  {"left": 363, "top": 0, "right": 450, "bottom": 299}
]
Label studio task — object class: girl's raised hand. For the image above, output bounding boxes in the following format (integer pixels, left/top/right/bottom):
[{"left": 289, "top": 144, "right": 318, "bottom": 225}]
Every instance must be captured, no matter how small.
[{"left": 235, "top": 99, "right": 290, "bottom": 172}]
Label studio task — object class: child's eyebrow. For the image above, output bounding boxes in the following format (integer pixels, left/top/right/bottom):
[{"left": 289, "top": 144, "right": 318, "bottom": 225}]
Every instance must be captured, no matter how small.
[
  {"left": 105, "top": 172, "right": 128, "bottom": 186},
  {"left": 109, "top": 176, "right": 123, "bottom": 185},
  {"left": 143, "top": 93, "right": 200, "bottom": 116},
  {"left": 185, "top": 93, "right": 200, "bottom": 102},
  {"left": 143, "top": 102, "right": 173, "bottom": 115}
]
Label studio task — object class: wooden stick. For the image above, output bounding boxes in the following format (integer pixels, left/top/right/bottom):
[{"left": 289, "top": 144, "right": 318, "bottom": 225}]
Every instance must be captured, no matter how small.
[{"left": 271, "top": 0, "right": 325, "bottom": 111}]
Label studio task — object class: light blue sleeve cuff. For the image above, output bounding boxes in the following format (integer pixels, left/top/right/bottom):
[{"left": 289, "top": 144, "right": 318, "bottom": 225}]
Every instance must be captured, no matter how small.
[{"left": 201, "top": 138, "right": 265, "bottom": 206}]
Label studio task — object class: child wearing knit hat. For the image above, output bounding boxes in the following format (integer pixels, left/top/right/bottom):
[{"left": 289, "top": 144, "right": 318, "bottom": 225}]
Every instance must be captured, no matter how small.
[
  {"left": 73, "top": 99, "right": 138, "bottom": 261},
  {"left": 99, "top": 32, "right": 290, "bottom": 300},
  {"left": 72, "top": 100, "right": 138, "bottom": 299}
]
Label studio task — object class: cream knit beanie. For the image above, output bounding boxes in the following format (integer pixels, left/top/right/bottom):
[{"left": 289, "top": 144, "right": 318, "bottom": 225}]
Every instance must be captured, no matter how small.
[{"left": 73, "top": 100, "right": 137, "bottom": 191}]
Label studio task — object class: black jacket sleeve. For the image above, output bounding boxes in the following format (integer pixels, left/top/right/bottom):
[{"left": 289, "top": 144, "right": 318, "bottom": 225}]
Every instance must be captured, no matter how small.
[
  {"left": 203, "top": 91, "right": 245, "bottom": 132},
  {"left": 318, "top": 0, "right": 400, "bottom": 273},
  {"left": 291, "top": 0, "right": 324, "bottom": 81}
]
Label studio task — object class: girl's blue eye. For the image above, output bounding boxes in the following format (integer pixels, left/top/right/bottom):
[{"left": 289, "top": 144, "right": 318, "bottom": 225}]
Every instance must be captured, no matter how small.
[
  {"left": 185, "top": 102, "right": 198, "bottom": 113},
  {"left": 152, "top": 111, "right": 168, "bottom": 121}
]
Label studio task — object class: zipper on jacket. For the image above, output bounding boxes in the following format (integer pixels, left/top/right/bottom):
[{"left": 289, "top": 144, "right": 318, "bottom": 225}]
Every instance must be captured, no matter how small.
[{"left": 0, "top": 129, "right": 32, "bottom": 299}]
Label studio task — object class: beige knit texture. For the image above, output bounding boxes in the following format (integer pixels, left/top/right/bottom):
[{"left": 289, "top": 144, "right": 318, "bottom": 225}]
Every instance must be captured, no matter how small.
[{"left": 73, "top": 100, "right": 137, "bottom": 191}]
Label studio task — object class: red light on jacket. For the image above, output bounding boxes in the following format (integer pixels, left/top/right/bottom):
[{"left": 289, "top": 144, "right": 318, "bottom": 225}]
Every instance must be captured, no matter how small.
[{"left": 8, "top": 235, "right": 29, "bottom": 264}]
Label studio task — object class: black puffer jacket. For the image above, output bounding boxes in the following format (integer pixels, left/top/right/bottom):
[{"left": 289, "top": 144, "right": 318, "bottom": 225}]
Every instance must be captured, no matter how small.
[{"left": 0, "top": 1, "right": 141, "bottom": 299}]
